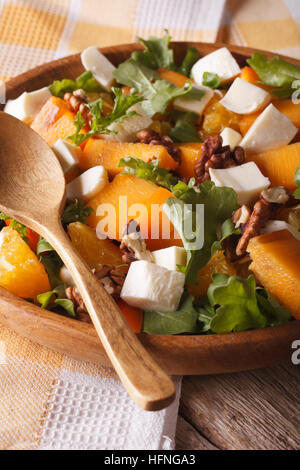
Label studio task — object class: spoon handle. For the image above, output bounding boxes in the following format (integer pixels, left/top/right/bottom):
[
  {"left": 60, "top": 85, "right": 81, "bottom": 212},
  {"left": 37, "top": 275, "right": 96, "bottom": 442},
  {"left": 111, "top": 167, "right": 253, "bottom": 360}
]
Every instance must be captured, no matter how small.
[{"left": 43, "top": 224, "right": 175, "bottom": 411}]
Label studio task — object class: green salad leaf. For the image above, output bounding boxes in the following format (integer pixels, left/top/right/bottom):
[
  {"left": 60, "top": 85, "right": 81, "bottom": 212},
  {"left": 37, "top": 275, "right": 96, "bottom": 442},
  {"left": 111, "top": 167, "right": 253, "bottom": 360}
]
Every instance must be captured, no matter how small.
[
  {"left": 49, "top": 71, "right": 102, "bottom": 98},
  {"left": 69, "top": 87, "right": 143, "bottom": 145},
  {"left": 208, "top": 274, "right": 268, "bottom": 333},
  {"left": 293, "top": 165, "right": 300, "bottom": 198},
  {"left": 202, "top": 72, "right": 221, "bottom": 89},
  {"left": 164, "top": 181, "right": 239, "bottom": 283},
  {"left": 61, "top": 199, "right": 94, "bottom": 226},
  {"left": 37, "top": 285, "right": 76, "bottom": 317},
  {"left": 247, "top": 52, "right": 300, "bottom": 97},
  {"left": 143, "top": 292, "right": 201, "bottom": 335},
  {"left": 256, "top": 288, "right": 291, "bottom": 326},
  {"left": 169, "top": 110, "right": 201, "bottom": 142},
  {"left": 133, "top": 30, "right": 175, "bottom": 70},
  {"left": 114, "top": 58, "right": 192, "bottom": 116},
  {"left": 118, "top": 157, "right": 178, "bottom": 190},
  {"left": 177, "top": 47, "right": 200, "bottom": 77},
  {"left": 211, "top": 218, "right": 241, "bottom": 256}
]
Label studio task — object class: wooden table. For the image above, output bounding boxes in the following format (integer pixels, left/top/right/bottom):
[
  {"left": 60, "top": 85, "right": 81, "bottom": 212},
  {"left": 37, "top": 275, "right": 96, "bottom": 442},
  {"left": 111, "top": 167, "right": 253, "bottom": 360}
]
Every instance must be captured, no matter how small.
[{"left": 175, "top": 362, "right": 300, "bottom": 450}]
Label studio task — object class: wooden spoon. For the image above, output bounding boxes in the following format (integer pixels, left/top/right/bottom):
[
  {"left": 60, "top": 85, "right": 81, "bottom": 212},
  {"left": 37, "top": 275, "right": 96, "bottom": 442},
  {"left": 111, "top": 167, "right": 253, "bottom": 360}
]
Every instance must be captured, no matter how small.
[{"left": 0, "top": 112, "right": 175, "bottom": 411}]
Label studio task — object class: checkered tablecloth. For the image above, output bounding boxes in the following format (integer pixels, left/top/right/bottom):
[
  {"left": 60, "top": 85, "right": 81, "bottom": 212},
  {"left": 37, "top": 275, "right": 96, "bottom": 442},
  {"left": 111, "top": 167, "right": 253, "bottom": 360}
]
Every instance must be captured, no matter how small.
[{"left": 0, "top": 0, "right": 300, "bottom": 451}]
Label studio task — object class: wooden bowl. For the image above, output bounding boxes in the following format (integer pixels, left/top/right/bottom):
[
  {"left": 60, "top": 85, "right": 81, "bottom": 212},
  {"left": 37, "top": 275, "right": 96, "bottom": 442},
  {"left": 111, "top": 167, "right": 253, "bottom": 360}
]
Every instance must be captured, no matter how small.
[{"left": 1, "top": 42, "right": 300, "bottom": 375}]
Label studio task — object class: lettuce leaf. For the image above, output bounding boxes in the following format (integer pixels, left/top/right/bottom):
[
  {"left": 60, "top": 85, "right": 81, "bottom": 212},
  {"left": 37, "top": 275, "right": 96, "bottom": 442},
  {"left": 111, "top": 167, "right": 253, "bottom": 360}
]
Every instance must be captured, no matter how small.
[
  {"left": 49, "top": 71, "right": 102, "bottom": 98},
  {"left": 177, "top": 47, "right": 200, "bottom": 77},
  {"left": 37, "top": 286, "right": 76, "bottom": 317},
  {"left": 69, "top": 87, "right": 143, "bottom": 145},
  {"left": 169, "top": 110, "right": 201, "bottom": 142},
  {"left": 118, "top": 157, "right": 178, "bottom": 190},
  {"left": 164, "top": 181, "right": 239, "bottom": 283},
  {"left": 208, "top": 274, "right": 268, "bottom": 333},
  {"left": 61, "top": 199, "right": 94, "bottom": 226},
  {"left": 114, "top": 58, "right": 192, "bottom": 116},
  {"left": 133, "top": 30, "right": 175, "bottom": 70},
  {"left": 143, "top": 292, "right": 201, "bottom": 335},
  {"left": 247, "top": 52, "right": 300, "bottom": 97}
]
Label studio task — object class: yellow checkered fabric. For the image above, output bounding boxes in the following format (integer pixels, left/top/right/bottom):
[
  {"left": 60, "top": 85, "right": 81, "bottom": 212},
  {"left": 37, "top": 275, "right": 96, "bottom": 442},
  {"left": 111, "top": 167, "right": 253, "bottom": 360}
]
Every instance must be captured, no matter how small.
[{"left": 0, "top": 0, "right": 300, "bottom": 450}]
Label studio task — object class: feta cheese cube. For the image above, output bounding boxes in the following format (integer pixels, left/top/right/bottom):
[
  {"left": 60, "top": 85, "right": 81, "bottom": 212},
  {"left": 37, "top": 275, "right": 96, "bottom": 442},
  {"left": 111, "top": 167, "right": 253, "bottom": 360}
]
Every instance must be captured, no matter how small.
[
  {"left": 240, "top": 104, "right": 298, "bottom": 154},
  {"left": 52, "top": 139, "right": 81, "bottom": 175},
  {"left": 209, "top": 161, "right": 270, "bottom": 206},
  {"left": 121, "top": 260, "right": 185, "bottom": 312},
  {"left": 152, "top": 246, "right": 187, "bottom": 272},
  {"left": 220, "top": 127, "right": 242, "bottom": 150},
  {"left": 66, "top": 165, "right": 108, "bottom": 202},
  {"left": 104, "top": 105, "right": 152, "bottom": 142},
  {"left": 81, "top": 46, "right": 116, "bottom": 91},
  {"left": 261, "top": 220, "right": 300, "bottom": 242},
  {"left": 173, "top": 85, "right": 214, "bottom": 115},
  {"left": 4, "top": 87, "right": 51, "bottom": 121},
  {"left": 191, "top": 47, "right": 241, "bottom": 86},
  {"left": 220, "top": 78, "right": 271, "bottom": 114}
]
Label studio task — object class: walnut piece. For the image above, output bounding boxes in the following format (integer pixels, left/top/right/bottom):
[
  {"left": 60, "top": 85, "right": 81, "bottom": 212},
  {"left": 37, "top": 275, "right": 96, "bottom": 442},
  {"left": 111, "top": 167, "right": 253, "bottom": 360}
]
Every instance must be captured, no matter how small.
[
  {"left": 64, "top": 89, "right": 92, "bottom": 125},
  {"left": 120, "top": 219, "right": 154, "bottom": 264},
  {"left": 194, "top": 135, "right": 245, "bottom": 185},
  {"left": 232, "top": 205, "right": 251, "bottom": 228},
  {"left": 136, "top": 128, "right": 181, "bottom": 164},
  {"left": 261, "top": 186, "right": 290, "bottom": 205}
]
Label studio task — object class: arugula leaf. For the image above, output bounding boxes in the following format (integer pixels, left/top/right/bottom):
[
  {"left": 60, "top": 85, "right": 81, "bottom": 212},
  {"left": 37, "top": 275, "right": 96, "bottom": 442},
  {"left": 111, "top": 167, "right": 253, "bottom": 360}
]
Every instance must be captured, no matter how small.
[
  {"left": 256, "top": 288, "right": 291, "bottom": 326},
  {"left": 196, "top": 296, "right": 215, "bottom": 333},
  {"left": 37, "top": 286, "right": 76, "bottom": 317},
  {"left": 61, "top": 199, "right": 94, "bottom": 226},
  {"left": 143, "top": 292, "right": 201, "bottom": 335},
  {"left": 114, "top": 58, "right": 192, "bottom": 116},
  {"left": 202, "top": 72, "right": 221, "bottom": 89},
  {"left": 49, "top": 71, "right": 102, "bottom": 98},
  {"left": 293, "top": 166, "right": 300, "bottom": 198},
  {"left": 0, "top": 213, "right": 29, "bottom": 244},
  {"left": 169, "top": 110, "right": 201, "bottom": 142},
  {"left": 177, "top": 47, "right": 200, "bottom": 77},
  {"left": 69, "top": 87, "right": 143, "bottom": 145},
  {"left": 247, "top": 52, "right": 300, "bottom": 97},
  {"left": 118, "top": 157, "right": 178, "bottom": 190},
  {"left": 208, "top": 274, "right": 268, "bottom": 333},
  {"left": 211, "top": 218, "right": 241, "bottom": 256},
  {"left": 164, "top": 181, "right": 239, "bottom": 283},
  {"left": 36, "top": 237, "right": 54, "bottom": 255},
  {"left": 133, "top": 30, "right": 175, "bottom": 70},
  {"left": 39, "top": 252, "right": 63, "bottom": 289}
]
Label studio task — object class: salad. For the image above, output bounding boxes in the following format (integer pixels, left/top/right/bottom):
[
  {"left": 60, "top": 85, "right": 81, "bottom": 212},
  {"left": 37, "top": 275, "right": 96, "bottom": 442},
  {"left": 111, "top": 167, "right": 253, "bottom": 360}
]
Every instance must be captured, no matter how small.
[{"left": 3, "top": 31, "right": 300, "bottom": 335}]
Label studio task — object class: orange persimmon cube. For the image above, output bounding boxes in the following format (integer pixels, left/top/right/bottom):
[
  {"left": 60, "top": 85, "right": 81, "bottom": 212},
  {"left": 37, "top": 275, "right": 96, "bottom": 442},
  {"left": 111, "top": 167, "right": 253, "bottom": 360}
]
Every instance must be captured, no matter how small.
[
  {"left": 79, "top": 139, "right": 178, "bottom": 176},
  {"left": 157, "top": 68, "right": 190, "bottom": 87},
  {"left": 31, "top": 96, "right": 76, "bottom": 147},
  {"left": 248, "top": 230, "right": 300, "bottom": 319},
  {"left": 117, "top": 299, "right": 143, "bottom": 333},
  {"left": 245, "top": 142, "right": 300, "bottom": 190},
  {"left": 0, "top": 227, "right": 50, "bottom": 299},
  {"left": 175, "top": 143, "right": 202, "bottom": 179}
]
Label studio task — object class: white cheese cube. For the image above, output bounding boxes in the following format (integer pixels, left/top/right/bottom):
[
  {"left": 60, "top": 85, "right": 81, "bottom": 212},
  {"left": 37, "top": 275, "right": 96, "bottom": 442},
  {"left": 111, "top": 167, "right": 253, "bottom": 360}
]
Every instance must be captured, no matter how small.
[
  {"left": 261, "top": 220, "right": 300, "bottom": 242},
  {"left": 121, "top": 260, "right": 185, "bottom": 312},
  {"left": 173, "top": 85, "right": 214, "bottom": 115},
  {"left": 59, "top": 266, "right": 75, "bottom": 287},
  {"left": 104, "top": 105, "right": 152, "bottom": 142},
  {"left": 152, "top": 246, "right": 187, "bottom": 272},
  {"left": 4, "top": 87, "right": 51, "bottom": 121},
  {"left": 191, "top": 47, "right": 241, "bottom": 86},
  {"left": 220, "top": 78, "right": 271, "bottom": 115},
  {"left": 66, "top": 165, "right": 108, "bottom": 202},
  {"left": 209, "top": 162, "right": 270, "bottom": 206},
  {"left": 240, "top": 104, "right": 298, "bottom": 154},
  {"left": 52, "top": 139, "right": 81, "bottom": 174},
  {"left": 81, "top": 46, "right": 116, "bottom": 91},
  {"left": 220, "top": 127, "right": 242, "bottom": 150}
]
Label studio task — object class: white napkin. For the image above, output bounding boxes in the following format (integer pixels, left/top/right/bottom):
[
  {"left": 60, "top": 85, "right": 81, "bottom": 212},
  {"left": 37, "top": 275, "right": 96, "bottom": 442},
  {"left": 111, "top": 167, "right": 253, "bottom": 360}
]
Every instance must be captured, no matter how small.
[{"left": 38, "top": 356, "right": 182, "bottom": 450}]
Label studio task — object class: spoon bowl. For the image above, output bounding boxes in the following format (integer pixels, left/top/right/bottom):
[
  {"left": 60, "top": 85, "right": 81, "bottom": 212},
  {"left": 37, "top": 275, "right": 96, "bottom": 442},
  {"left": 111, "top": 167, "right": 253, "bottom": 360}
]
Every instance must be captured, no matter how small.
[{"left": 0, "top": 112, "right": 175, "bottom": 411}]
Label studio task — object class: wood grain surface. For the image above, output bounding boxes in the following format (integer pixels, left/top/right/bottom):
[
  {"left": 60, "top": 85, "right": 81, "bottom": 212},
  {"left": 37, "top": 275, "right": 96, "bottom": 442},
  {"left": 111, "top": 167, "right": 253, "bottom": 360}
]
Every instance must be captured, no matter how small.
[
  {"left": 176, "top": 362, "right": 300, "bottom": 450},
  {"left": 0, "top": 42, "right": 300, "bottom": 376}
]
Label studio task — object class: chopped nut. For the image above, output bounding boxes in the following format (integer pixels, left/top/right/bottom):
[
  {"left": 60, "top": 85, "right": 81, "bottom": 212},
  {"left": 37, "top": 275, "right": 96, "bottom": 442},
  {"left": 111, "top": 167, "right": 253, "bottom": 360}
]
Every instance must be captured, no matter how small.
[
  {"left": 120, "top": 220, "right": 154, "bottom": 264},
  {"left": 232, "top": 205, "right": 251, "bottom": 228},
  {"left": 194, "top": 135, "right": 245, "bottom": 185},
  {"left": 64, "top": 90, "right": 92, "bottom": 126},
  {"left": 236, "top": 197, "right": 271, "bottom": 257},
  {"left": 66, "top": 286, "right": 87, "bottom": 315},
  {"left": 136, "top": 128, "right": 181, "bottom": 163},
  {"left": 261, "top": 186, "right": 290, "bottom": 205}
]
